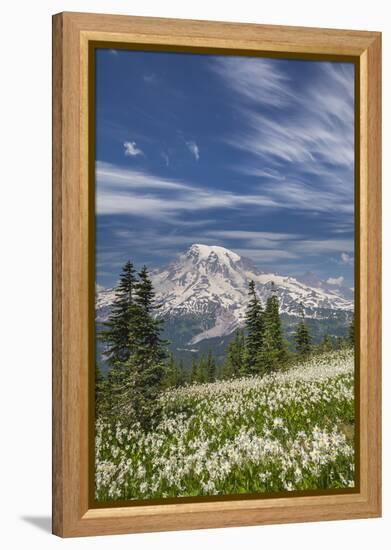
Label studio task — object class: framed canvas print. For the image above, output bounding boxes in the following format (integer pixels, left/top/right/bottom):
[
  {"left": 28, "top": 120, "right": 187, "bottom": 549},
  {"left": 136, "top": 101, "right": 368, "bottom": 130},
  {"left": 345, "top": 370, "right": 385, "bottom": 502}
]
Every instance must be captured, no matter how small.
[{"left": 52, "top": 12, "right": 381, "bottom": 537}]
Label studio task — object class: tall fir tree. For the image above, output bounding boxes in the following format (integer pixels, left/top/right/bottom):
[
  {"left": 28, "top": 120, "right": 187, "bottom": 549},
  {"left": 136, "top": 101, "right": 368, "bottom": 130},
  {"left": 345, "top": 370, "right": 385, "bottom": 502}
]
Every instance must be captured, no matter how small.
[
  {"left": 206, "top": 350, "right": 216, "bottom": 382},
  {"left": 99, "top": 261, "right": 137, "bottom": 366},
  {"left": 126, "top": 265, "right": 168, "bottom": 429},
  {"left": 97, "top": 261, "right": 139, "bottom": 422},
  {"left": 190, "top": 358, "right": 198, "bottom": 383},
  {"left": 223, "top": 330, "right": 246, "bottom": 378},
  {"left": 95, "top": 363, "right": 109, "bottom": 418},
  {"left": 176, "top": 357, "right": 187, "bottom": 386},
  {"left": 244, "top": 280, "right": 264, "bottom": 374},
  {"left": 349, "top": 314, "right": 355, "bottom": 347},
  {"left": 294, "top": 304, "right": 312, "bottom": 358},
  {"left": 319, "top": 334, "right": 333, "bottom": 353},
  {"left": 257, "top": 283, "right": 288, "bottom": 373},
  {"left": 336, "top": 336, "right": 345, "bottom": 350},
  {"left": 163, "top": 352, "right": 177, "bottom": 388},
  {"left": 197, "top": 356, "right": 207, "bottom": 383}
]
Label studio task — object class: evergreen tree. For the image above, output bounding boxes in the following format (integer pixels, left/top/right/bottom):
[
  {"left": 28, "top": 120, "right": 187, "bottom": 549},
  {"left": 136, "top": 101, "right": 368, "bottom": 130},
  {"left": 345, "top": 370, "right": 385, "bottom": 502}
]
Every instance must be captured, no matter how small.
[
  {"left": 99, "top": 261, "right": 137, "bottom": 366},
  {"left": 220, "top": 358, "right": 233, "bottom": 380},
  {"left": 244, "top": 280, "right": 264, "bottom": 374},
  {"left": 266, "top": 282, "right": 287, "bottom": 360},
  {"left": 294, "top": 305, "right": 312, "bottom": 358},
  {"left": 104, "top": 358, "right": 138, "bottom": 421},
  {"left": 176, "top": 357, "right": 187, "bottom": 386},
  {"left": 126, "top": 266, "right": 168, "bottom": 429},
  {"left": 163, "top": 352, "right": 177, "bottom": 388},
  {"left": 97, "top": 262, "right": 170, "bottom": 429},
  {"left": 336, "top": 336, "right": 345, "bottom": 350},
  {"left": 197, "top": 356, "right": 207, "bottom": 383},
  {"left": 206, "top": 350, "right": 216, "bottom": 382},
  {"left": 95, "top": 364, "right": 109, "bottom": 418},
  {"left": 319, "top": 334, "right": 333, "bottom": 353},
  {"left": 257, "top": 283, "right": 288, "bottom": 373},
  {"left": 190, "top": 358, "right": 198, "bottom": 384},
  {"left": 224, "top": 330, "right": 246, "bottom": 378},
  {"left": 256, "top": 327, "right": 278, "bottom": 374},
  {"left": 349, "top": 314, "right": 355, "bottom": 347}
]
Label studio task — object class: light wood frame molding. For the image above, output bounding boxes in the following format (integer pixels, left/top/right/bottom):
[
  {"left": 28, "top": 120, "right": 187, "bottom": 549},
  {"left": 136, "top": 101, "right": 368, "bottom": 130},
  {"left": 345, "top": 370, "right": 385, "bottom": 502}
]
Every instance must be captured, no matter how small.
[{"left": 52, "top": 11, "right": 381, "bottom": 537}]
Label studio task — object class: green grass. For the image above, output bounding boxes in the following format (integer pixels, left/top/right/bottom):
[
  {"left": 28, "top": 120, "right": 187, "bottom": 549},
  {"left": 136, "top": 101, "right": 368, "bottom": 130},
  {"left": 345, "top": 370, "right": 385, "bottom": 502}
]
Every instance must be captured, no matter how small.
[{"left": 95, "top": 349, "right": 355, "bottom": 501}]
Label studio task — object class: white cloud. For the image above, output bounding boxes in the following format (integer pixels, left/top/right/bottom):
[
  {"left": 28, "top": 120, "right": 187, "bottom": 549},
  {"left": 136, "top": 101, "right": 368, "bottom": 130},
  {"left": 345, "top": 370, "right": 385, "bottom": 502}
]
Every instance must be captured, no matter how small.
[
  {"left": 123, "top": 141, "right": 143, "bottom": 157},
  {"left": 257, "top": 179, "right": 353, "bottom": 215},
  {"left": 297, "top": 239, "right": 354, "bottom": 254},
  {"left": 340, "top": 252, "right": 354, "bottom": 264},
  {"left": 234, "top": 109, "right": 353, "bottom": 169},
  {"left": 212, "top": 57, "right": 354, "bottom": 218},
  {"left": 143, "top": 73, "right": 157, "bottom": 84},
  {"left": 341, "top": 252, "right": 354, "bottom": 265},
  {"left": 211, "top": 230, "right": 300, "bottom": 250},
  {"left": 96, "top": 161, "right": 279, "bottom": 218},
  {"left": 326, "top": 276, "right": 344, "bottom": 286},
  {"left": 235, "top": 249, "right": 298, "bottom": 262},
  {"left": 186, "top": 140, "right": 200, "bottom": 160},
  {"left": 97, "top": 161, "right": 190, "bottom": 191},
  {"left": 214, "top": 58, "right": 354, "bottom": 170},
  {"left": 211, "top": 57, "right": 293, "bottom": 107}
]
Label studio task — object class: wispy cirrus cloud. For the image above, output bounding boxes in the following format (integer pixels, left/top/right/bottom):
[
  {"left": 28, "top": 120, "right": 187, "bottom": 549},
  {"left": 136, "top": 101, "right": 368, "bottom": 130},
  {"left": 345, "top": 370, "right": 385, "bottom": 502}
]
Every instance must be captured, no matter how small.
[
  {"left": 95, "top": 49, "right": 355, "bottom": 286},
  {"left": 235, "top": 249, "right": 299, "bottom": 262},
  {"left": 212, "top": 57, "right": 293, "bottom": 107},
  {"left": 211, "top": 57, "right": 355, "bottom": 215},
  {"left": 201, "top": 229, "right": 354, "bottom": 262},
  {"left": 97, "top": 161, "right": 190, "bottom": 191},
  {"left": 96, "top": 161, "right": 279, "bottom": 219},
  {"left": 96, "top": 161, "right": 352, "bottom": 220},
  {"left": 211, "top": 230, "right": 300, "bottom": 250}
]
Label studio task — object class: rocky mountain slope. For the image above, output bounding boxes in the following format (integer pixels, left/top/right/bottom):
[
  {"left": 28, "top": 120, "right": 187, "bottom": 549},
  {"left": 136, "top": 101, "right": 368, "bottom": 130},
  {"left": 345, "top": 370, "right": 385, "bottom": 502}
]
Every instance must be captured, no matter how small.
[{"left": 96, "top": 244, "right": 353, "bottom": 347}]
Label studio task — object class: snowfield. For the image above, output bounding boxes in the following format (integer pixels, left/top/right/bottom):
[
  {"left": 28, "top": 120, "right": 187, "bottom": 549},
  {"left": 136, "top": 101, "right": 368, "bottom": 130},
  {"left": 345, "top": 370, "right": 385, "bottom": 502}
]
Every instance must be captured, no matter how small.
[
  {"left": 95, "top": 349, "right": 355, "bottom": 501},
  {"left": 96, "top": 244, "right": 353, "bottom": 346}
]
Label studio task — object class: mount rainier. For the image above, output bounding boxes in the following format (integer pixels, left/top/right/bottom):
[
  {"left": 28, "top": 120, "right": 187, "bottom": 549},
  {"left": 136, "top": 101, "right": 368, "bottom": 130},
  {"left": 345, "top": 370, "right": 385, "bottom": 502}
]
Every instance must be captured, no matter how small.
[{"left": 96, "top": 244, "right": 353, "bottom": 350}]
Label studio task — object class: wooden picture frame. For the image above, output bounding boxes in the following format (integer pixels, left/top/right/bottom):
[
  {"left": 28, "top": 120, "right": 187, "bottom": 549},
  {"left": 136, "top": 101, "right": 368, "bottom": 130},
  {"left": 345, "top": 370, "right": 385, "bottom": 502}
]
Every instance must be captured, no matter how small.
[{"left": 52, "top": 11, "right": 381, "bottom": 537}]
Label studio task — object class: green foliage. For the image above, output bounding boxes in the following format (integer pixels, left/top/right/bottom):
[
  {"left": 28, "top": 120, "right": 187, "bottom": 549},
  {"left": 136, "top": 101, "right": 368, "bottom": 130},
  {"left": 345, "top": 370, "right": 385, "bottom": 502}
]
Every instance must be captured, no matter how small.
[
  {"left": 206, "top": 350, "right": 216, "bottom": 382},
  {"left": 99, "top": 261, "right": 137, "bottom": 366},
  {"left": 98, "top": 262, "right": 168, "bottom": 430},
  {"left": 222, "top": 330, "right": 246, "bottom": 378},
  {"left": 335, "top": 336, "right": 346, "bottom": 350},
  {"left": 294, "top": 304, "right": 312, "bottom": 358},
  {"left": 164, "top": 354, "right": 187, "bottom": 388},
  {"left": 176, "top": 357, "right": 187, "bottom": 386},
  {"left": 97, "top": 260, "right": 350, "bottom": 435},
  {"left": 95, "top": 363, "right": 109, "bottom": 417},
  {"left": 95, "top": 349, "right": 355, "bottom": 501},
  {"left": 349, "top": 314, "right": 355, "bottom": 347},
  {"left": 258, "top": 283, "right": 289, "bottom": 372},
  {"left": 163, "top": 353, "right": 177, "bottom": 388},
  {"left": 244, "top": 280, "right": 264, "bottom": 374},
  {"left": 190, "top": 358, "right": 199, "bottom": 383},
  {"left": 318, "top": 334, "right": 334, "bottom": 354}
]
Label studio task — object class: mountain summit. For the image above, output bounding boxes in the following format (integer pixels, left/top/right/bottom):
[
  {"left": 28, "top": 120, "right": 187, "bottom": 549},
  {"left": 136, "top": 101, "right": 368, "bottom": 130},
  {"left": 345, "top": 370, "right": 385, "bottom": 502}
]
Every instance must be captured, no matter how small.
[{"left": 96, "top": 244, "right": 353, "bottom": 347}]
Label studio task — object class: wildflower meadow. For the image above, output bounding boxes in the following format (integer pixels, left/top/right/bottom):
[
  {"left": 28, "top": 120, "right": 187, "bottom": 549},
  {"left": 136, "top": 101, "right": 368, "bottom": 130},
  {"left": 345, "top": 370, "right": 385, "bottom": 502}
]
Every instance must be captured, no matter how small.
[{"left": 95, "top": 348, "right": 355, "bottom": 501}]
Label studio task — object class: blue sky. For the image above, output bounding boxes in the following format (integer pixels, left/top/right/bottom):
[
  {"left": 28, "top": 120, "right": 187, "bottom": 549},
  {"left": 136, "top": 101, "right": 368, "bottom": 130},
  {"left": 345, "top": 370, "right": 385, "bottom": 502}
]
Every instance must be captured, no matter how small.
[{"left": 95, "top": 48, "right": 355, "bottom": 289}]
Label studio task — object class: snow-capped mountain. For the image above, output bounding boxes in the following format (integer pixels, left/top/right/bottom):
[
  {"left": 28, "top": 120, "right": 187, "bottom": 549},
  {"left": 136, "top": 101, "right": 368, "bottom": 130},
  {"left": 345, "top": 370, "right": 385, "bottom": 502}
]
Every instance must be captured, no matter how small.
[{"left": 96, "top": 244, "right": 353, "bottom": 346}]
